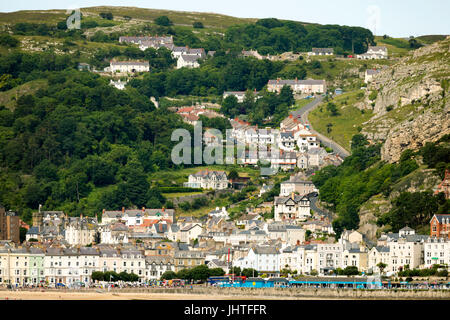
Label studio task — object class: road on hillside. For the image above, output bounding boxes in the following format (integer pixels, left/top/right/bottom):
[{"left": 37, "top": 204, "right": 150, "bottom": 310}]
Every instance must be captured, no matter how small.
[
  {"left": 290, "top": 96, "right": 351, "bottom": 159},
  {"left": 309, "top": 195, "right": 333, "bottom": 221}
]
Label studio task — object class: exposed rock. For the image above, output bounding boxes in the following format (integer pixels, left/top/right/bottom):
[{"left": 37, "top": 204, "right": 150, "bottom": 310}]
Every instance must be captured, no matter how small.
[
  {"left": 381, "top": 104, "right": 450, "bottom": 162},
  {"left": 361, "top": 37, "right": 450, "bottom": 162}
]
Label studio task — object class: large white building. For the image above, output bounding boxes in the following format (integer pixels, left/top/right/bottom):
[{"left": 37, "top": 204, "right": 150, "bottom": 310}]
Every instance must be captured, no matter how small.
[
  {"left": 424, "top": 237, "right": 450, "bottom": 267},
  {"left": 234, "top": 246, "right": 280, "bottom": 273}
]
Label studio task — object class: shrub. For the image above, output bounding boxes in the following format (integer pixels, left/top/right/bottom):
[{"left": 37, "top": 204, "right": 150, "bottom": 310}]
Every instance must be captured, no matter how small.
[
  {"left": 155, "top": 16, "right": 172, "bottom": 26},
  {"left": 99, "top": 12, "right": 113, "bottom": 20},
  {"left": 193, "top": 22, "right": 204, "bottom": 29}
]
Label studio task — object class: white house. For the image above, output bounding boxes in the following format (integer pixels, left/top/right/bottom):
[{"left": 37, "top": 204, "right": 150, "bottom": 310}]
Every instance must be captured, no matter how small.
[
  {"left": 294, "top": 128, "right": 319, "bottom": 151},
  {"left": 64, "top": 217, "right": 98, "bottom": 246},
  {"left": 177, "top": 55, "right": 200, "bottom": 69},
  {"left": 368, "top": 246, "right": 390, "bottom": 274},
  {"left": 279, "top": 132, "right": 296, "bottom": 151},
  {"left": 274, "top": 193, "right": 311, "bottom": 222},
  {"left": 179, "top": 223, "right": 203, "bottom": 243},
  {"left": 184, "top": 170, "right": 229, "bottom": 190},
  {"left": 357, "top": 46, "right": 388, "bottom": 60},
  {"left": 145, "top": 256, "right": 175, "bottom": 281}
]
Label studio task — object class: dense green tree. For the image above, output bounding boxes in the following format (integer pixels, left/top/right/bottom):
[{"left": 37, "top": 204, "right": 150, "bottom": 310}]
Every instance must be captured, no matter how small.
[{"left": 155, "top": 16, "right": 172, "bottom": 26}]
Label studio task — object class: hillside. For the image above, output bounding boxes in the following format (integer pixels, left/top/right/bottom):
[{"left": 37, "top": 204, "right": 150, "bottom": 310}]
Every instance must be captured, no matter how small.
[
  {"left": 0, "top": 6, "right": 257, "bottom": 30},
  {"left": 310, "top": 37, "right": 449, "bottom": 240},
  {"left": 362, "top": 36, "right": 450, "bottom": 162}
]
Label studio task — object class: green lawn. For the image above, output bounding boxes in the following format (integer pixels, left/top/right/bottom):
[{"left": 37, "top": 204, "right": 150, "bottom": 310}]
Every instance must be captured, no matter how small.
[
  {"left": 291, "top": 98, "right": 312, "bottom": 111},
  {"left": 162, "top": 192, "right": 204, "bottom": 198},
  {"left": 308, "top": 90, "right": 373, "bottom": 152}
]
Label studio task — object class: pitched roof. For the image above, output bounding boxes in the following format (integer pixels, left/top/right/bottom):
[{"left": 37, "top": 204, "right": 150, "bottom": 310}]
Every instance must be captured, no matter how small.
[{"left": 253, "top": 246, "right": 279, "bottom": 255}]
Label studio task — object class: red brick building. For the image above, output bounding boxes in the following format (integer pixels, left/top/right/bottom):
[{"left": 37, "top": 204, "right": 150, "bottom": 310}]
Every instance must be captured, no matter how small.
[{"left": 430, "top": 214, "right": 450, "bottom": 238}]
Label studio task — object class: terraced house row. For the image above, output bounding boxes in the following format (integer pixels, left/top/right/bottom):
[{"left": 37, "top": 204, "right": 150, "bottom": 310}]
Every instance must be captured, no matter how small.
[{"left": 0, "top": 244, "right": 195, "bottom": 286}]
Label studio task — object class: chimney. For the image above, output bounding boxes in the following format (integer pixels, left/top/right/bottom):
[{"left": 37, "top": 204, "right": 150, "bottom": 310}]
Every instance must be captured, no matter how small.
[
  {"left": 102, "top": 209, "right": 105, "bottom": 215},
  {"left": 142, "top": 207, "right": 145, "bottom": 212},
  {"left": 122, "top": 207, "right": 125, "bottom": 213},
  {"left": 162, "top": 207, "right": 165, "bottom": 212},
  {"left": 295, "top": 77, "right": 298, "bottom": 82}
]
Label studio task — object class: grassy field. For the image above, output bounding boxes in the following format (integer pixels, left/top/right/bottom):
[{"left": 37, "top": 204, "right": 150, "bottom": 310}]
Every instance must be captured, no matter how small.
[
  {"left": 162, "top": 192, "right": 204, "bottom": 199},
  {"left": 308, "top": 90, "right": 373, "bottom": 151}
]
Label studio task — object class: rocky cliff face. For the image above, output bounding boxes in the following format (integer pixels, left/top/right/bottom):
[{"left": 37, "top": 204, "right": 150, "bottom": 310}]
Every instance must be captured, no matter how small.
[{"left": 361, "top": 37, "right": 450, "bottom": 163}]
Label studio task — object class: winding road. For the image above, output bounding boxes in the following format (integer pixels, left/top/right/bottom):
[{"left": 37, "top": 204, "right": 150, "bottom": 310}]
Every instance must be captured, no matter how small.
[{"left": 290, "top": 96, "right": 351, "bottom": 159}]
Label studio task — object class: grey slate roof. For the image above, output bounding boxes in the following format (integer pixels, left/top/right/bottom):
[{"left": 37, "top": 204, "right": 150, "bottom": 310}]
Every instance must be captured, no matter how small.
[{"left": 253, "top": 246, "right": 279, "bottom": 255}]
